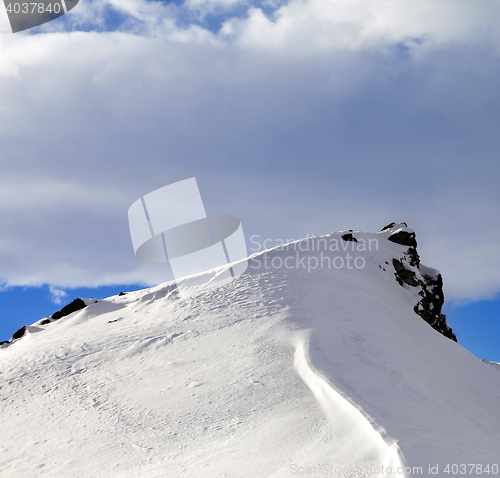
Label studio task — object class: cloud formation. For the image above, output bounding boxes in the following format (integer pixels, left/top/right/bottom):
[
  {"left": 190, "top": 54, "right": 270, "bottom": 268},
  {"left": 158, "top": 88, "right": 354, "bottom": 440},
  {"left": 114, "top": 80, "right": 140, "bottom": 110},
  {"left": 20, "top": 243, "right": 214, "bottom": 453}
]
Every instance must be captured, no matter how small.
[
  {"left": 49, "top": 285, "right": 68, "bottom": 304},
  {"left": 0, "top": 0, "right": 499, "bottom": 302}
]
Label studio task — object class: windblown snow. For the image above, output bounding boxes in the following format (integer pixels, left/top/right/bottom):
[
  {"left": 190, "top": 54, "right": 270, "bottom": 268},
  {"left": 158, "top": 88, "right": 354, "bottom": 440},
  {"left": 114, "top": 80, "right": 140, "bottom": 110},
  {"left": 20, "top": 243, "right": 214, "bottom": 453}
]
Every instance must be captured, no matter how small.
[{"left": 1, "top": 224, "right": 499, "bottom": 478}]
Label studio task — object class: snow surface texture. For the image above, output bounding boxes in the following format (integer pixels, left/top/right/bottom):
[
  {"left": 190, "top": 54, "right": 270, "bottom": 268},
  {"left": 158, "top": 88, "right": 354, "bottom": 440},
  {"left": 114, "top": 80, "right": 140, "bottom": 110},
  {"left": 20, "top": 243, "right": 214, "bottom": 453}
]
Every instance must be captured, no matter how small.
[{"left": 1, "top": 224, "right": 499, "bottom": 478}]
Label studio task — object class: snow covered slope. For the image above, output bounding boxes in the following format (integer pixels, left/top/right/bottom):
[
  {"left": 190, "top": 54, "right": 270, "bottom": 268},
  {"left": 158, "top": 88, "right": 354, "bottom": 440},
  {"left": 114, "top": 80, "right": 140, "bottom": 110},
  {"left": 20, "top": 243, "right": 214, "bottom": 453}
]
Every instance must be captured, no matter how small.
[{"left": 1, "top": 224, "right": 499, "bottom": 478}]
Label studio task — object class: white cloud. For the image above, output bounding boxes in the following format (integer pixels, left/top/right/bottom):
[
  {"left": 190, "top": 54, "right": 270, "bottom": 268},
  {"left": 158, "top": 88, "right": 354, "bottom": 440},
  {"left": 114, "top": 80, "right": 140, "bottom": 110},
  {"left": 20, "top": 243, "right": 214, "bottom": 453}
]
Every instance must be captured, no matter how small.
[
  {"left": 222, "top": 0, "right": 500, "bottom": 52},
  {"left": 49, "top": 285, "right": 68, "bottom": 304},
  {"left": 0, "top": 0, "right": 499, "bottom": 302}
]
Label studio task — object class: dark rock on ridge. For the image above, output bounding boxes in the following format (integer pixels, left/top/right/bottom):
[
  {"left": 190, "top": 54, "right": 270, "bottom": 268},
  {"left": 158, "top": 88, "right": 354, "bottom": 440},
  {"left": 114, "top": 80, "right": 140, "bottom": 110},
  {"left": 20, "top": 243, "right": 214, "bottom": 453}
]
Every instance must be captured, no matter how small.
[
  {"left": 342, "top": 233, "right": 358, "bottom": 242},
  {"left": 12, "top": 326, "right": 27, "bottom": 340},
  {"left": 386, "top": 224, "right": 457, "bottom": 342},
  {"left": 414, "top": 271, "right": 456, "bottom": 342},
  {"left": 1, "top": 297, "right": 91, "bottom": 347},
  {"left": 392, "top": 259, "right": 419, "bottom": 287},
  {"left": 380, "top": 222, "right": 408, "bottom": 232},
  {"left": 1, "top": 298, "right": 89, "bottom": 346},
  {"left": 388, "top": 230, "right": 417, "bottom": 248},
  {"left": 51, "top": 298, "right": 87, "bottom": 320}
]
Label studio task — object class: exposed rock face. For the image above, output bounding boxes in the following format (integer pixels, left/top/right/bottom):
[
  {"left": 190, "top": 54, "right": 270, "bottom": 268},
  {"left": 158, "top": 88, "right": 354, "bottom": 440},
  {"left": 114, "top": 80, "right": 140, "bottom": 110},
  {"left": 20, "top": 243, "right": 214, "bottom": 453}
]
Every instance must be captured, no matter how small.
[
  {"left": 1, "top": 298, "right": 88, "bottom": 346},
  {"left": 51, "top": 298, "right": 87, "bottom": 320},
  {"left": 388, "top": 229, "right": 417, "bottom": 248},
  {"left": 12, "top": 326, "right": 27, "bottom": 340},
  {"left": 415, "top": 270, "right": 456, "bottom": 342},
  {"left": 341, "top": 233, "right": 358, "bottom": 242},
  {"left": 381, "top": 223, "right": 457, "bottom": 342},
  {"left": 380, "top": 221, "right": 408, "bottom": 232},
  {"left": 392, "top": 259, "right": 419, "bottom": 287}
]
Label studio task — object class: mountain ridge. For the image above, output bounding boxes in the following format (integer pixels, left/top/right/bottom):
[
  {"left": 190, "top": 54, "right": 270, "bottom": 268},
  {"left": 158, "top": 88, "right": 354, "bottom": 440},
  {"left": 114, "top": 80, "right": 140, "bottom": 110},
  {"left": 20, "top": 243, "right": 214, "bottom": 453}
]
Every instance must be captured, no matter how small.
[{"left": 1, "top": 224, "right": 498, "bottom": 478}]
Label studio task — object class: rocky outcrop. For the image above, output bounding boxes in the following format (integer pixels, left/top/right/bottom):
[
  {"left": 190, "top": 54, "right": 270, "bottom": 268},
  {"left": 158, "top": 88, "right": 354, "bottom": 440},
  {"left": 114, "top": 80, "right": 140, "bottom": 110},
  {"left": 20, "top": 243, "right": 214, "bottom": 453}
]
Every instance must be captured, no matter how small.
[
  {"left": 51, "top": 298, "right": 86, "bottom": 320},
  {"left": 380, "top": 222, "right": 408, "bottom": 232},
  {"left": 1, "top": 298, "right": 88, "bottom": 347},
  {"left": 12, "top": 326, "right": 27, "bottom": 340},
  {"left": 392, "top": 259, "right": 419, "bottom": 287},
  {"left": 381, "top": 223, "right": 457, "bottom": 342},
  {"left": 342, "top": 233, "right": 357, "bottom": 242},
  {"left": 388, "top": 229, "right": 417, "bottom": 248},
  {"left": 415, "top": 269, "right": 456, "bottom": 341}
]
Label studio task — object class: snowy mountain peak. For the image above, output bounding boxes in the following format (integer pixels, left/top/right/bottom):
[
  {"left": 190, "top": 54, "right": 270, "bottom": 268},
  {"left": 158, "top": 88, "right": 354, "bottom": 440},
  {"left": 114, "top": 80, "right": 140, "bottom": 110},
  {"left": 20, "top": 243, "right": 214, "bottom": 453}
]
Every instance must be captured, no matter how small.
[
  {"left": 1, "top": 223, "right": 455, "bottom": 346},
  {"left": 250, "top": 222, "right": 455, "bottom": 342},
  {"left": 2, "top": 224, "right": 496, "bottom": 478}
]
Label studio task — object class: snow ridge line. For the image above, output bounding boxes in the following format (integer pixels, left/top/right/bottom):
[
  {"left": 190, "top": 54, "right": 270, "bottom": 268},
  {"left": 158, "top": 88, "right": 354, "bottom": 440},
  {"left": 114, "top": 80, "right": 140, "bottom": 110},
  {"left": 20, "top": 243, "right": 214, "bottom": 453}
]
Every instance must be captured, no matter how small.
[{"left": 293, "top": 337, "right": 407, "bottom": 478}]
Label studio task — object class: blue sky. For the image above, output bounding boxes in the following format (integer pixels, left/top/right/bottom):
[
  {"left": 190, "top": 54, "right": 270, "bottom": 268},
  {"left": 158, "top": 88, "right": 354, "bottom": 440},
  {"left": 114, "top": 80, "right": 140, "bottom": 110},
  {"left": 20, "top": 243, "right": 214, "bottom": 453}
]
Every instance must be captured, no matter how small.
[
  {"left": 443, "top": 300, "right": 500, "bottom": 363},
  {"left": 0, "top": 284, "right": 143, "bottom": 341},
  {"left": 0, "top": 0, "right": 499, "bottom": 361}
]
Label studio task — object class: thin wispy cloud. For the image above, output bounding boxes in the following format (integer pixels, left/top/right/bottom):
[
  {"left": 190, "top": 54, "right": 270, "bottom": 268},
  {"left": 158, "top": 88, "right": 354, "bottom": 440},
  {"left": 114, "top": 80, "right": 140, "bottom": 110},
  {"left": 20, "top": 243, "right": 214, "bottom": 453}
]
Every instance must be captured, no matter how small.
[{"left": 49, "top": 285, "right": 68, "bottom": 305}]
